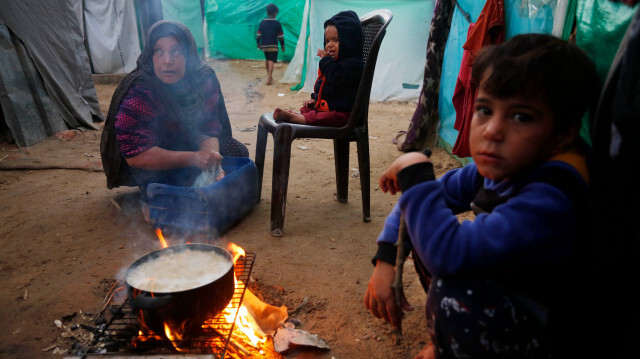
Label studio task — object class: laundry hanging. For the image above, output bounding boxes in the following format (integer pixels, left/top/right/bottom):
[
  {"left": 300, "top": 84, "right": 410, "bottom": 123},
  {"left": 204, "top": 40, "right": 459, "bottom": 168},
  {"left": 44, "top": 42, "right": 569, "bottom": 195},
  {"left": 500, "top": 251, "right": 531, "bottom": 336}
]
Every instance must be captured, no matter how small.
[{"left": 451, "top": 0, "right": 505, "bottom": 158}]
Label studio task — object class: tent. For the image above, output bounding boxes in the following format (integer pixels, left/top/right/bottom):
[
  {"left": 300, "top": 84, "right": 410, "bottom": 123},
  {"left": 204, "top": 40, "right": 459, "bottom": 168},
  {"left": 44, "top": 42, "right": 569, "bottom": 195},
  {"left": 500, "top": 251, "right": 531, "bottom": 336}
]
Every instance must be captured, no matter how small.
[
  {"left": 202, "top": 0, "right": 435, "bottom": 102},
  {"left": 0, "top": 0, "right": 102, "bottom": 147},
  {"left": 204, "top": 0, "right": 305, "bottom": 62},
  {"left": 283, "top": 0, "right": 435, "bottom": 102},
  {"left": 0, "top": 0, "right": 215, "bottom": 147},
  {"left": 400, "top": 0, "right": 639, "bottom": 158}
]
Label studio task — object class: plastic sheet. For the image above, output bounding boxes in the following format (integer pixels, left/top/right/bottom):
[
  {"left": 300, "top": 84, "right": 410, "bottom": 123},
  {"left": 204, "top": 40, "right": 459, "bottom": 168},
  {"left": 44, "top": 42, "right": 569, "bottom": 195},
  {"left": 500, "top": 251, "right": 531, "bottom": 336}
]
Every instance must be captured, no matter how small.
[
  {"left": 161, "top": 0, "right": 206, "bottom": 54},
  {"left": 204, "top": 0, "right": 304, "bottom": 61},
  {"left": 576, "top": 0, "right": 639, "bottom": 81},
  {"left": 84, "top": 0, "right": 141, "bottom": 73}
]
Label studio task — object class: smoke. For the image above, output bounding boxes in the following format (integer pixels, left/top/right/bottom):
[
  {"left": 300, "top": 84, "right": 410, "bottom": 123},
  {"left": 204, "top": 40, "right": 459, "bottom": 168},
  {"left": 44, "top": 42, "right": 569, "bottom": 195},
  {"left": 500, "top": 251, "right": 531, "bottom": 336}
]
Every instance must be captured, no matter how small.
[{"left": 115, "top": 156, "right": 258, "bottom": 282}]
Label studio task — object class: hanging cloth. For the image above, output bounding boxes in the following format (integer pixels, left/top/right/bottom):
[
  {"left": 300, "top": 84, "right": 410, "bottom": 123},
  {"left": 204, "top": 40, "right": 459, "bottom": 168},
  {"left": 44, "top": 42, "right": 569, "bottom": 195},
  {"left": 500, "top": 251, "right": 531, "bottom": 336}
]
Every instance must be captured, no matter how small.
[
  {"left": 399, "top": 0, "right": 457, "bottom": 151},
  {"left": 451, "top": 0, "right": 505, "bottom": 158}
]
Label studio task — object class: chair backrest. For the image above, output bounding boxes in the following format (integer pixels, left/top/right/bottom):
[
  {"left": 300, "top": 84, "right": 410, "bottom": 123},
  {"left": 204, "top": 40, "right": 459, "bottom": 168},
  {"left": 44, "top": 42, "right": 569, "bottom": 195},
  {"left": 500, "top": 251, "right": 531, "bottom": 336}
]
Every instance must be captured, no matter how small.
[{"left": 348, "top": 9, "right": 393, "bottom": 131}]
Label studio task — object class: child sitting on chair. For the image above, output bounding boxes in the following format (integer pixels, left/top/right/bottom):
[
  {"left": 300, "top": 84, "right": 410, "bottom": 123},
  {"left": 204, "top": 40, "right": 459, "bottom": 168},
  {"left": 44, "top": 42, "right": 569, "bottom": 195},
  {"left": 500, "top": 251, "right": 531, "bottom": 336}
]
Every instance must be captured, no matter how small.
[
  {"left": 273, "top": 10, "right": 363, "bottom": 127},
  {"left": 364, "top": 34, "right": 599, "bottom": 358}
]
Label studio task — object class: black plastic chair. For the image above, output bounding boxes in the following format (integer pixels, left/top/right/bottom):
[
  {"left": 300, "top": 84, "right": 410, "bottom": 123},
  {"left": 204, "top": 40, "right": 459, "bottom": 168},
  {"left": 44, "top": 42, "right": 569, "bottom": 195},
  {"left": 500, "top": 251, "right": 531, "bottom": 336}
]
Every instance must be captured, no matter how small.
[{"left": 255, "top": 9, "right": 393, "bottom": 236}]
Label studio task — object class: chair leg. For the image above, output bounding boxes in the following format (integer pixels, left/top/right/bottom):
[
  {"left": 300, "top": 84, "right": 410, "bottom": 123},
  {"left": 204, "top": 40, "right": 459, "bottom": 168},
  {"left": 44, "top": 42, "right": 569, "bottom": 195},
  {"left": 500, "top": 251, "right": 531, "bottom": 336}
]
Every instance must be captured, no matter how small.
[
  {"left": 334, "top": 138, "right": 349, "bottom": 203},
  {"left": 270, "top": 126, "right": 293, "bottom": 236},
  {"left": 356, "top": 136, "right": 371, "bottom": 222},
  {"left": 255, "top": 123, "right": 268, "bottom": 201}
]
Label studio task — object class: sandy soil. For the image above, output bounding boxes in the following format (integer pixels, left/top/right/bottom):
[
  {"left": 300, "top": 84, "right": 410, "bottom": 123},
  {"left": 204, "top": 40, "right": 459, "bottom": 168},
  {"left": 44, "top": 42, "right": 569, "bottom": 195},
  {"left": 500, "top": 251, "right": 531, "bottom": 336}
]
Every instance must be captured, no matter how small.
[{"left": 0, "top": 59, "right": 463, "bottom": 358}]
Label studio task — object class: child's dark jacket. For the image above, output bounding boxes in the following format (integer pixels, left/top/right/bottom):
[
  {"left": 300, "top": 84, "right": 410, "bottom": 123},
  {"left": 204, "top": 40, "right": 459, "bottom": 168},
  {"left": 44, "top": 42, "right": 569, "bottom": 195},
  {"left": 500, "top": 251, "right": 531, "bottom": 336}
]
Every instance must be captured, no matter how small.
[
  {"left": 312, "top": 11, "right": 363, "bottom": 112},
  {"left": 257, "top": 18, "right": 284, "bottom": 51}
]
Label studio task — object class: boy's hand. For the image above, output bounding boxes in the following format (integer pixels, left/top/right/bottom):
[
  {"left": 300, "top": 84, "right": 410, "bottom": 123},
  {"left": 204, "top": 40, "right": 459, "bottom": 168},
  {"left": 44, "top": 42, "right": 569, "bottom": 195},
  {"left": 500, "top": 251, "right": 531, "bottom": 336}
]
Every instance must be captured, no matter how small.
[
  {"left": 303, "top": 98, "right": 316, "bottom": 108},
  {"left": 316, "top": 49, "right": 326, "bottom": 57},
  {"left": 379, "top": 152, "right": 430, "bottom": 195},
  {"left": 364, "top": 260, "right": 413, "bottom": 330},
  {"left": 281, "top": 46, "right": 285, "bottom": 52}
]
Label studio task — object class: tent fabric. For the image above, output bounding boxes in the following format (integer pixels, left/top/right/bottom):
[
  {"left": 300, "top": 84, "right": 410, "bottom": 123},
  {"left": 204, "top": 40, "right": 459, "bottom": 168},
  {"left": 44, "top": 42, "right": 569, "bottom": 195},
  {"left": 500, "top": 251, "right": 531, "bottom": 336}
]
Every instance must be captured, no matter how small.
[
  {"left": 588, "top": 10, "right": 640, "bottom": 356},
  {"left": 552, "top": 0, "right": 572, "bottom": 38},
  {"left": 135, "top": 0, "right": 164, "bottom": 49},
  {"left": 452, "top": 0, "right": 505, "bottom": 158},
  {"left": 288, "top": 0, "right": 435, "bottom": 102},
  {"left": 0, "top": 24, "right": 66, "bottom": 147},
  {"left": 437, "top": 0, "right": 557, "bottom": 158},
  {"left": 399, "top": 0, "right": 456, "bottom": 151},
  {"left": 84, "top": 0, "right": 141, "bottom": 74},
  {"left": 281, "top": 0, "right": 311, "bottom": 88},
  {"left": 204, "top": 0, "right": 304, "bottom": 61},
  {"left": 0, "top": 0, "right": 101, "bottom": 140},
  {"left": 161, "top": 0, "right": 206, "bottom": 54},
  {"left": 575, "top": 0, "right": 639, "bottom": 82}
]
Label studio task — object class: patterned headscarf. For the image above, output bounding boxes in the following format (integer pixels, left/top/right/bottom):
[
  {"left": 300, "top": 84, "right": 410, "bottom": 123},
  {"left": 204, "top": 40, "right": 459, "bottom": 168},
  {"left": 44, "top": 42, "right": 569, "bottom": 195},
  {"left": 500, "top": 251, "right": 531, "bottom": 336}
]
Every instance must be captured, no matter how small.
[{"left": 100, "top": 20, "right": 231, "bottom": 189}]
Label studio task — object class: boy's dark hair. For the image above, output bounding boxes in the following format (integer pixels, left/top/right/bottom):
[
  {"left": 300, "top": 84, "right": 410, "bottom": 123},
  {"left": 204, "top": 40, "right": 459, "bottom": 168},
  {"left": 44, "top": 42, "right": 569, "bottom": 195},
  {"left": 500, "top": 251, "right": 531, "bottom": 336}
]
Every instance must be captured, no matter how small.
[
  {"left": 266, "top": 4, "right": 278, "bottom": 17},
  {"left": 471, "top": 34, "right": 598, "bottom": 134}
]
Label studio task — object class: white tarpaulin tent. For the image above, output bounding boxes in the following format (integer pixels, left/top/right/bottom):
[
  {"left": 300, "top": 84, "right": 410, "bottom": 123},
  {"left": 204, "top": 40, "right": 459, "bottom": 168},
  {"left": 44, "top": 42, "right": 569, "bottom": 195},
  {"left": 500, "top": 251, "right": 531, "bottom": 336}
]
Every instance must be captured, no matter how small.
[
  {"left": 282, "top": 0, "right": 435, "bottom": 102},
  {"left": 84, "top": 0, "right": 205, "bottom": 75},
  {"left": 84, "top": 0, "right": 141, "bottom": 74}
]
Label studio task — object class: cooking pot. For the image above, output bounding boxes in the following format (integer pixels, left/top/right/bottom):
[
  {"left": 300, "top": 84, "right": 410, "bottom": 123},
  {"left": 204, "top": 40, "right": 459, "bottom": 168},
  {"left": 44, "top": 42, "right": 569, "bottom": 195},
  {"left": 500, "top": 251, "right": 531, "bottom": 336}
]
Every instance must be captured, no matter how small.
[{"left": 125, "top": 243, "right": 234, "bottom": 338}]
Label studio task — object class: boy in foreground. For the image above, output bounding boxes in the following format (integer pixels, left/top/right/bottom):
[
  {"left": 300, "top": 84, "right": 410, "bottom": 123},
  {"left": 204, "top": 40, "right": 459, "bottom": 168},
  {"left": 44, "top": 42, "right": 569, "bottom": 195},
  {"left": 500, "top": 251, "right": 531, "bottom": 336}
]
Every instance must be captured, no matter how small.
[{"left": 364, "top": 34, "right": 598, "bottom": 358}]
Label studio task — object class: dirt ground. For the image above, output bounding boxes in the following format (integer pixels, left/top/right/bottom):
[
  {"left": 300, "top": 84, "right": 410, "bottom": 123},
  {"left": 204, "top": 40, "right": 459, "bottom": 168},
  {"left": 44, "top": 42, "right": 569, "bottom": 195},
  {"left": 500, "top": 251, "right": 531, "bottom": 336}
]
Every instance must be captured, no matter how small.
[{"left": 0, "top": 59, "right": 463, "bottom": 358}]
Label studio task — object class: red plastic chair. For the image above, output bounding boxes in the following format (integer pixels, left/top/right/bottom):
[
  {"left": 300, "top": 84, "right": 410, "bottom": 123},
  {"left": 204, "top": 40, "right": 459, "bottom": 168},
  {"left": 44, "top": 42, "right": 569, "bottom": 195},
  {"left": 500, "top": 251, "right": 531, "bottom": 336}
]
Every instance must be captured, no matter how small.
[{"left": 254, "top": 9, "right": 393, "bottom": 236}]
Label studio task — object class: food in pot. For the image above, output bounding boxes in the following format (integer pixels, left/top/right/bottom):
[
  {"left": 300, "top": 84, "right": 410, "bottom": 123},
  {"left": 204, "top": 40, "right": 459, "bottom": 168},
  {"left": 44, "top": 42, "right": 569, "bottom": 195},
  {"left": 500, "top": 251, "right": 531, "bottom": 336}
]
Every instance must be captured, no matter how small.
[{"left": 126, "top": 248, "right": 232, "bottom": 292}]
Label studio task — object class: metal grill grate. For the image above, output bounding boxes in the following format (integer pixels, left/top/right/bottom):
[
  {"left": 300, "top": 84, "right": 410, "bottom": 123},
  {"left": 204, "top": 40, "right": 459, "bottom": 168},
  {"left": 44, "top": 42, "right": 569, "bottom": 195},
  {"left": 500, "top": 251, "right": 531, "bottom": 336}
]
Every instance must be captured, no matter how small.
[{"left": 80, "top": 252, "right": 255, "bottom": 357}]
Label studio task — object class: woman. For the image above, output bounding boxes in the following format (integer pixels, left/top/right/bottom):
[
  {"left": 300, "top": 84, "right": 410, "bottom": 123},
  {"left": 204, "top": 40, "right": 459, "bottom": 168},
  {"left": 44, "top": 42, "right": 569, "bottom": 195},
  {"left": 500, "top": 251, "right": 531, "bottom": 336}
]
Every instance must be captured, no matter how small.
[{"left": 100, "top": 20, "right": 248, "bottom": 201}]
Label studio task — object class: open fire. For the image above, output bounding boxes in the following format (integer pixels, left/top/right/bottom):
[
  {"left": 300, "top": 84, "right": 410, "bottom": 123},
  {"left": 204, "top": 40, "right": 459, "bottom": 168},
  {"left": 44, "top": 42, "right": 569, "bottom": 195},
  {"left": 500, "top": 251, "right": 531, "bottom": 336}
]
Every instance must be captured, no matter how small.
[
  {"left": 68, "top": 230, "right": 327, "bottom": 357},
  {"left": 135, "top": 229, "right": 283, "bottom": 356}
]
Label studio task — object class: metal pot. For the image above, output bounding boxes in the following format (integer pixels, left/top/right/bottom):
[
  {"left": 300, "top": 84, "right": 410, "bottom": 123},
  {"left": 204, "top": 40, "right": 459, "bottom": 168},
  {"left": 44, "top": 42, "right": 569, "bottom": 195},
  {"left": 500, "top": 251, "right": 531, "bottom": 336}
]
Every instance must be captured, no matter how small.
[{"left": 125, "top": 243, "right": 234, "bottom": 338}]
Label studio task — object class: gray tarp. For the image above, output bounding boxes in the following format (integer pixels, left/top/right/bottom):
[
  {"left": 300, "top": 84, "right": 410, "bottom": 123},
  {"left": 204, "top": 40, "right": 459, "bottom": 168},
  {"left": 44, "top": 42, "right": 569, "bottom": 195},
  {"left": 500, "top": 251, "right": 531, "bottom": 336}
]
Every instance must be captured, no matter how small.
[
  {"left": 0, "top": 24, "right": 67, "bottom": 147},
  {"left": 0, "top": 0, "right": 102, "bottom": 147}
]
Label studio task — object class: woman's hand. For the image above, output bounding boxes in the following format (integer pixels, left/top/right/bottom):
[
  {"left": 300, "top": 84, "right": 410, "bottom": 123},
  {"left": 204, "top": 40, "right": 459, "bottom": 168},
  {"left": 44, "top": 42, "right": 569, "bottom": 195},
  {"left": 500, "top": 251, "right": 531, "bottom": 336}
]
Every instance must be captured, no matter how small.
[
  {"left": 364, "top": 260, "right": 413, "bottom": 330},
  {"left": 379, "top": 152, "right": 430, "bottom": 195},
  {"left": 194, "top": 137, "right": 223, "bottom": 170},
  {"left": 192, "top": 149, "right": 222, "bottom": 170}
]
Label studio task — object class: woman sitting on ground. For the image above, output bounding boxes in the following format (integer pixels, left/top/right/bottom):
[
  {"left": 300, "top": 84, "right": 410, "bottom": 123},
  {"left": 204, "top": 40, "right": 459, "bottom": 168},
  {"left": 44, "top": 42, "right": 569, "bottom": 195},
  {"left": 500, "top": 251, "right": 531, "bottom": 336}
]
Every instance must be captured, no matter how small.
[{"left": 100, "top": 20, "right": 248, "bottom": 219}]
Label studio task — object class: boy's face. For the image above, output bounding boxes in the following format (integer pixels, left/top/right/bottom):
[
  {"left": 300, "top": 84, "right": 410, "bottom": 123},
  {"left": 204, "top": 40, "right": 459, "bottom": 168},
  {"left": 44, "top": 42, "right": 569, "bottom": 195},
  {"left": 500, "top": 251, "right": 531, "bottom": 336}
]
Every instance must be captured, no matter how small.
[
  {"left": 469, "top": 88, "right": 567, "bottom": 181},
  {"left": 324, "top": 25, "right": 339, "bottom": 59}
]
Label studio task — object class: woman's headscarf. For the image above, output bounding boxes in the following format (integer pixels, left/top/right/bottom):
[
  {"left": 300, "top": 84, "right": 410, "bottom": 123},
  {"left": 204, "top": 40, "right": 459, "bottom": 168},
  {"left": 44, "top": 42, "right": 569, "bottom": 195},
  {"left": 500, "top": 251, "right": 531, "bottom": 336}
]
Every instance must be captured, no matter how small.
[{"left": 100, "top": 20, "right": 231, "bottom": 189}]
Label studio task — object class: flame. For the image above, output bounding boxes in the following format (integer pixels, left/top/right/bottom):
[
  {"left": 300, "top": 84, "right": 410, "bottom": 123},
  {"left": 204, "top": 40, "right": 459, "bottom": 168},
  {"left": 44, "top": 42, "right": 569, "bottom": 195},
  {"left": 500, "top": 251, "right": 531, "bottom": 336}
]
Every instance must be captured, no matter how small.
[
  {"left": 155, "top": 228, "right": 168, "bottom": 248},
  {"left": 205, "top": 242, "right": 268, "bottom": 348},
  {"left": 227, "top": 242, "right": 245, "bottom": 263},
  {"left": 136, "top": 239, "right": 275, "bottom": 355},
  {"left": 164, "top": 323, "right": 187, "bottom": 352},
  {"left": 215, "top": 296, "right": 268, "bottom": 348}
]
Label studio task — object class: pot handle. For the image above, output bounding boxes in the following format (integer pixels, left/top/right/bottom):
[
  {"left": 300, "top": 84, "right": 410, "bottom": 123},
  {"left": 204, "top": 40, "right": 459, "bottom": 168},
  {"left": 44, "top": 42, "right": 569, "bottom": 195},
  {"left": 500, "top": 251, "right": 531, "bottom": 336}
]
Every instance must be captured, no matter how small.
[{"left": 131, "top": 294, "right": 174, "bottom": 309}]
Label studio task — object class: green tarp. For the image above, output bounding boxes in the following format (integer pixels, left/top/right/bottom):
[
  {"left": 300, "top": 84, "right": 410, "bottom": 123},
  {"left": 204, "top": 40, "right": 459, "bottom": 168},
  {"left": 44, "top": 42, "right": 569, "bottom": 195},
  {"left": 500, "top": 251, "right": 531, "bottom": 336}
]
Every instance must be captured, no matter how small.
[{"left": 204, "top": 0, "right": 305, "bottom": 61}]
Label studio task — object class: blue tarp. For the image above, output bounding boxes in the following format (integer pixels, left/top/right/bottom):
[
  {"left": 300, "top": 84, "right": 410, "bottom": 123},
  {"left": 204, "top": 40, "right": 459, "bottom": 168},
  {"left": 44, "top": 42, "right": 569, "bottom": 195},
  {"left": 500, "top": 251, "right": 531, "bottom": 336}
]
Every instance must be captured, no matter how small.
[{"left": 438, "top": 0, "right": 557, "bottom": 157}]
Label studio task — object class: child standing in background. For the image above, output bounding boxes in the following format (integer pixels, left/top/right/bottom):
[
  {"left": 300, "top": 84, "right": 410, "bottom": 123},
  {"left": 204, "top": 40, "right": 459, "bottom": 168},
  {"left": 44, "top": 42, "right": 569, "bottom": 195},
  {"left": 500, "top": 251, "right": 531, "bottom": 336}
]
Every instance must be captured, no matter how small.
[
  {"left": 273, "top": 10, "right": 363, "bottom": 127},
  {"left": 364, "top": 34, "right": 599, "bottom": 358},
  {"left": 256, "top": 3, "right": 284, "bottom": 85}
]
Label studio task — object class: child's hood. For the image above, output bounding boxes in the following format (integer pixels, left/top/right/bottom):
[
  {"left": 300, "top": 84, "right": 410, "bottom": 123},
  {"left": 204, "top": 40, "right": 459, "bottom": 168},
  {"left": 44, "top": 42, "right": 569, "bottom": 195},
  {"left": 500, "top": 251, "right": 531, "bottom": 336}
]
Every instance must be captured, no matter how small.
[{"left": 324, "top": 10, "right": 363, "bottom": 59}]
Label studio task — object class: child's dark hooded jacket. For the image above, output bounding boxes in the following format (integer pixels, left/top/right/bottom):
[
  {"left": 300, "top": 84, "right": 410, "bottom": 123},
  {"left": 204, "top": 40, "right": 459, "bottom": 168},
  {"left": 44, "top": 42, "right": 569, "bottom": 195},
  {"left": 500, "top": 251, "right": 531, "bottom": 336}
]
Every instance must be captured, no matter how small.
[{"left": 311, "top": 11, "right": 363, "bottom": 112}]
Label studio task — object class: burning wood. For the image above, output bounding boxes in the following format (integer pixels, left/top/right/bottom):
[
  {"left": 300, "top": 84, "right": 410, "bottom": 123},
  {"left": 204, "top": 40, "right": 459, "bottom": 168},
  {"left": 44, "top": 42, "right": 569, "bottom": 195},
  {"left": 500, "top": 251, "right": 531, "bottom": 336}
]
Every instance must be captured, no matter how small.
[
  {"left": 273, "top": 325, "right": 330, "bottom": 353},
  {"left": 242, "top": 288, "right": 288, "bottom": 336},
  {"left": 65, "top": 231, "right": 327, "bottom": 357}
]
